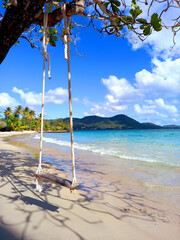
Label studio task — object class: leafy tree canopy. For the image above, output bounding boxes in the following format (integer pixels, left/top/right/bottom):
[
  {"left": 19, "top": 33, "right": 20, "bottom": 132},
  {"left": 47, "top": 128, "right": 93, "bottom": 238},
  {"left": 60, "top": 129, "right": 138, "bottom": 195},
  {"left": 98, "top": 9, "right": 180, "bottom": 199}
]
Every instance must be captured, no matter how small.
[
  {"left": 0, "top": 0, "right": 179, "bottom": 63},
  {"left": 1, "top": 105, "right": 70, "bottom": 131}
]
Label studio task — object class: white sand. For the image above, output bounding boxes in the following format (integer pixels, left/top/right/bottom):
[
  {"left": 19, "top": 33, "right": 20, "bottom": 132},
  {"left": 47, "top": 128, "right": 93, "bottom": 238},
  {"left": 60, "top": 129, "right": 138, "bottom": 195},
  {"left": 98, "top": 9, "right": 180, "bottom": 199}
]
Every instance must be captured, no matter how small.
[{"left": 0, "top": 132, "right": 180, "bottom": 240}]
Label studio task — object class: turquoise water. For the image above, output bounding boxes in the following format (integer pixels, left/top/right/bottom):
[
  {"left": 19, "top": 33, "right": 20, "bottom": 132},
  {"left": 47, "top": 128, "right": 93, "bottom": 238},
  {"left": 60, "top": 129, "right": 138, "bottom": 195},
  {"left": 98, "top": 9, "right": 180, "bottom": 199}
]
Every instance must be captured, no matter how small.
[{"left": 34, "top": 129, "right": 180, "bottom": 168}]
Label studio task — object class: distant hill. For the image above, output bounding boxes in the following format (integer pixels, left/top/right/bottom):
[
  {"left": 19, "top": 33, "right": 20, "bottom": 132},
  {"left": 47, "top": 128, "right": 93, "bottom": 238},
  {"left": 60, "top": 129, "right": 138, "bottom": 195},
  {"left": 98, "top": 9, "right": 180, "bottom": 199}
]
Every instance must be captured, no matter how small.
[
  {"left": 58, "top": 114, "right": 162, "bottom": 130},
  {"left": 163, "top": 125, "right": 180, "bottom": 129}
]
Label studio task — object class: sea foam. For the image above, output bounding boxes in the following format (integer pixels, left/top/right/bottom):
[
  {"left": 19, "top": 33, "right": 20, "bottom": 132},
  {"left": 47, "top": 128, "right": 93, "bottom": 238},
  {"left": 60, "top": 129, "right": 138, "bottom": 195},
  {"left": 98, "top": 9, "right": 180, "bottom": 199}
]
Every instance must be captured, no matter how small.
[{"left": 34, "top": 131, "right": 180, "bottom": 167}]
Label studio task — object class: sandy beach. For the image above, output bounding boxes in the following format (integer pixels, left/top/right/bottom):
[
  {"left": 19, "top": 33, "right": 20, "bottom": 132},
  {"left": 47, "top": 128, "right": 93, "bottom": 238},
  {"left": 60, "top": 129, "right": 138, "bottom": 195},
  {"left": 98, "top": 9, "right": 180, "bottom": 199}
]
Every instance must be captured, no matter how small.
[{"left": 0, "top": 132, "right": 180, "bottom": 240}]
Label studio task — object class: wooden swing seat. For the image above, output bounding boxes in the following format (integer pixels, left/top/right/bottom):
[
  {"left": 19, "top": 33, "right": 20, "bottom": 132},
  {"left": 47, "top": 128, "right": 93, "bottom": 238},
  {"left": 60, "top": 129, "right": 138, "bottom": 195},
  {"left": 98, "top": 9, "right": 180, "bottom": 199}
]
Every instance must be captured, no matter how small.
[{"left": 34, "top": 172, "right": 79, "bottom": 190}]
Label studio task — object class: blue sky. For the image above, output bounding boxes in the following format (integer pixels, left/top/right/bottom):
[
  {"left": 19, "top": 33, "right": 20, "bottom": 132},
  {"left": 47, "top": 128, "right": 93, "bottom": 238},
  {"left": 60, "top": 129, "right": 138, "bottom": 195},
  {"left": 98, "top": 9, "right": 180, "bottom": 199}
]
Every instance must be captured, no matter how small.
[{"left": 0, "top": 3, "right": 180, "bottom": 125}]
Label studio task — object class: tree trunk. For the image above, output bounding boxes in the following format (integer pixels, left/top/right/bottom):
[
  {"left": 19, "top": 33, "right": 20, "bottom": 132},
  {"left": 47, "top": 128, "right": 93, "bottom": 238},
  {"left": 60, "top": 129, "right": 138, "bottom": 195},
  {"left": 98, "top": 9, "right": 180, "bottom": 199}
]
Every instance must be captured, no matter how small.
[
  {"left": 0, "top": 0, "right": 86, "bottom": 64},
  {"left": 0, "top": 0, "right": 45, "bottom": 64}
]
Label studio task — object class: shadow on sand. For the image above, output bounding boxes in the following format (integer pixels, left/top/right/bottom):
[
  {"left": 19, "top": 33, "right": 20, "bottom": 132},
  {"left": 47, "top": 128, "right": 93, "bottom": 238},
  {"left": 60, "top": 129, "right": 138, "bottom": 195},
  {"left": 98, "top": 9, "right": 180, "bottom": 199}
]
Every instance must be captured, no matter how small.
[{"left": 0, "top": 147, "right": 172, "bottom": 240}]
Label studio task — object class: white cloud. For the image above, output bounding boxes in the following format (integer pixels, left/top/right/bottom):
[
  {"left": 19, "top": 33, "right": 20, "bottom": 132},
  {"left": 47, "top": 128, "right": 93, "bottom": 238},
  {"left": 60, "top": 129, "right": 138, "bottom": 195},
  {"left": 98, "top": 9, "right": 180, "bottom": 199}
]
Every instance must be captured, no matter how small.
[
  {"left": 83, "top": 112, "right": 105, "bottom": 117},
  {"left": 132, "top": 29, "right": 180, "bottom": 59},
  {"left": 103, "top": 101, "right": 127, "bottom": 113},
  {"left": 90, "top": 104, "right": 102, "bottom": 113},
  {"left": 172, "top": 118, "right": 178, "bottom": 123},
  {"left": 134, "top": 104, "right": 168, "bottom": 118},
  {"left": 134, "top": 104, "right": 156, "bottom": 114},
  {"left": 46, "top": 88, "right": 68, "bottom": 104},
  {"left": 105, "top": 95, "right": 119, "bottom": 104},
  {"left": 12, "top": 87, "right": 68, "bottom": 105},
  {"left": 81, "top": 95, "right": 127, "bottom": 116},
  {"left": 12, "top": 87, "right": 41, "bottom": 105},
  {"left": 135, "top": 58, "right": 180, "bottom": 97},
  {"left": 99, "top": 75, "right": 143, "bottom": 114},
  {"left": 82, "top": 98, "right": 91, "bottom": 106},
  {"left": 102, "top": 76, "right": 142, "bottom": 103},
  {"left": 0, "top": 93, "right": 19, "bottom": 108},
  {"left": 134, "top": 98, "right": 178, "bottom": 118},
  {"left": 73, "top": 98, "right": 79, "bottom": 102},
  {"left": 154, "top": 98, "right": 178, "bottom": 114},
  {"left": 83, "top": 57, "right": 180, "bottom": 120},
  {"left": 134, "top": 104, "right": 158, "bottom": 114}
]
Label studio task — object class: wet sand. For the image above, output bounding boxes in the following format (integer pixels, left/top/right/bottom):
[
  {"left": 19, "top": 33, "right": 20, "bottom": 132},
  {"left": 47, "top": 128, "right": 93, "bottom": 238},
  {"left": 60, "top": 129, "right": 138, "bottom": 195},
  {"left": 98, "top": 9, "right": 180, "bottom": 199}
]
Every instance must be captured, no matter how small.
[{"left": 0, "top": 132, "right": 180, "bottom": 240}]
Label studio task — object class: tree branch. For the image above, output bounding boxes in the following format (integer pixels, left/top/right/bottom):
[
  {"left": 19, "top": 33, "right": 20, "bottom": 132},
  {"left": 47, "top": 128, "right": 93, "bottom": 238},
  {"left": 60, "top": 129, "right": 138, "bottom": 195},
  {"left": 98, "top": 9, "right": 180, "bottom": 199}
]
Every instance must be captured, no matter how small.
[
  {"left": 0, "top": 0, "right": 86, "bottom": 64},
  {"left": 0, "top": 0, "right": 46, "bottom": 64},
  {"left": 0, "top": 0, "right": 179, "bottom": 64}
]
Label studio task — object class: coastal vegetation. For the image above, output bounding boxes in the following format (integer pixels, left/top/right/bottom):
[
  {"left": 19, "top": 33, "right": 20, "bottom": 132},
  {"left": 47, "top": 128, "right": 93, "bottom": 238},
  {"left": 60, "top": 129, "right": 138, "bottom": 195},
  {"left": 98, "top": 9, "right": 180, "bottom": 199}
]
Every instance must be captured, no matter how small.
[
  {"left": 0, "top": 105, "right": 70, "bottom": 132},
  {"left": 1, "top": 107, "right": 180, "bottom": 132}
]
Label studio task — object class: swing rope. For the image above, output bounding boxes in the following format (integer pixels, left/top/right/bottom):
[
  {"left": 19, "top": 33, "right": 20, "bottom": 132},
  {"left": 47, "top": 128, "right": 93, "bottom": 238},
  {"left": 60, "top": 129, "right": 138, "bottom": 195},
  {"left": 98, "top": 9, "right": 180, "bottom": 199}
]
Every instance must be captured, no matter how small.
[
  {"left": 36, "top": 9, "right": 48, "bottom": 193},
  {"left": 62, "top": 3, "right": 78, "bottom": 187},
  {"left": 35, "top": 5, "right": 78, "bottom": 192}
]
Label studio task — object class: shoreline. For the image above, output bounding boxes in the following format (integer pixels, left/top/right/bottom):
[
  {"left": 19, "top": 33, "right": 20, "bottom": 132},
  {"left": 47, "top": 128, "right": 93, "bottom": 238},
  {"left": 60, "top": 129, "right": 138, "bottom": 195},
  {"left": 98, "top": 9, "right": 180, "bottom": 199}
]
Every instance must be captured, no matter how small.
[
  {"left": 6, "top": 132, "right": 180, "bottom": 209},
  {"left": 13, "top": 131, "right": 180, "bottom": 190},
  {"left": 0, "top": 133, "right": 180, "bottom": 239}
]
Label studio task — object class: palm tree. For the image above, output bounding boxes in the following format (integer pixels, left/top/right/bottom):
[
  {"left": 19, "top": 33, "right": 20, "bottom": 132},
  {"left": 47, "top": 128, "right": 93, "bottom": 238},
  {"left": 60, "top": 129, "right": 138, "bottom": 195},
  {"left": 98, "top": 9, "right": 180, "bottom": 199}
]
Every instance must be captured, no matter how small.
[
  {"left": 36, "top": 113, "right": 41, "bottom": 129},
  {"left": 28, "top": 110, "right": 36, "bottom": 130},
  {"left": 22, "top": 107, "right": 30, "bottom": 118},
  {"left": 4, "top": 107, "right": 12, "bottom": 119},
  {"left": 14, "top": 105, "right": 23, "bottom": 119}
]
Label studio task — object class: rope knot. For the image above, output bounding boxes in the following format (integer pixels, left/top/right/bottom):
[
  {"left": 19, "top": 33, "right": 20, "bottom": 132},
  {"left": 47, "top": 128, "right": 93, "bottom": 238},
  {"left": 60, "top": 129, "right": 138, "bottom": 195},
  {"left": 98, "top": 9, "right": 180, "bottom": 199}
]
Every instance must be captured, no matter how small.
[{"left": 61, "top": 3, "right": 72, "bottom": 60}]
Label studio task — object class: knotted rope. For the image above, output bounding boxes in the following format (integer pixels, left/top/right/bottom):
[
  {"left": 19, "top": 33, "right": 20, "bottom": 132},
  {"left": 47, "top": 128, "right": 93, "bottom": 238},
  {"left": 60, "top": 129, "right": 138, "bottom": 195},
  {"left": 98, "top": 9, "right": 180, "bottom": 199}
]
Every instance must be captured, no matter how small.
[
  {"left": 62, "top": 4, "right": 78, "bottom": 189},
  {"left": 36, "top": 10, "right": 49, "bottom": 192}
]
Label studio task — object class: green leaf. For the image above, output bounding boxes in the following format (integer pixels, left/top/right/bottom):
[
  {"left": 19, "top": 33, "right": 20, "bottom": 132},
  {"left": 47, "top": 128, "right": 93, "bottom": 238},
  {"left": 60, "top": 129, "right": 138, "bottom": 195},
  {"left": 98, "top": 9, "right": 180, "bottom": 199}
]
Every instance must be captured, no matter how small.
[
  {"left": 113, "top": 0, "right": 121, "bottom": 7},
  {"left": 118, "top": 25, "right": 123, "bottom": 30},
  {"left": 131, "top": 0, "right": 136, "bottom": 9},
  {"left": 49, "top": 37, "right": 56, "bottom": 47},
  {"left": 153, "top": 23, "right": 162, "bottom": 31},
  {"left": 143, "top": 25, "right": 151, "bottom": 36},
  {"left": 15, "top": 41, "right": 20, "bottom": 46},
  {"left": 115, "top": 18, "right": 120, "bottom": 24},
  {"left": 3, "top": 2, "right": 11, "bottom": 8},
  {"left": 52, "top": 35, "right": 58, "bottom": 41},
  {"left": 104, "top": 2, "right": 109, "bottom": 9},
  {"left": 126, "top": 16, "right": 135, "bottom": 24},
  {"left": 47, "top": 4, "right": 54, "bottom": 12},
  {"left": 50, "top": 4, "right": 53, "bottom": 10},
  {"left": 53, "top": 28, "right": 58, "bottom": 34},
  {"left": 130, "top": 9, "right": 135, "bottom": 18},
  {"left": 151, "top": 13, "right": 162, "bottom": 31},
  {"left": 69, "top": 23, "right": 75, "bottom": 29},
  {"left": 140, "top": 24, "right": 146, "bottom": 30},
  {"left": 135, "top": 6, "right": 142, "bottom": 17},
  {"left": 111, "top": 3, "right": 119, "bottom": 13},
  {"left": 39, "top": 28, "right": 43, "bottom": 34},
  {"left": 130, "top": 6, "right": 142, "bottom": 18},
  {"left": 47, "top": 28, "right": 52, "bottom": 35},
  {"left": 136, "top": 18, "right": 147, "bottom": 24},
  {"left": 121, "top": 16, "right": 127, "bottom": 22},
  {"left": 151, "top": 13, "right": 158, "bottom": 24},
  {"left": 128, "top": 25, "right": 133, "bottom": 30}
]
